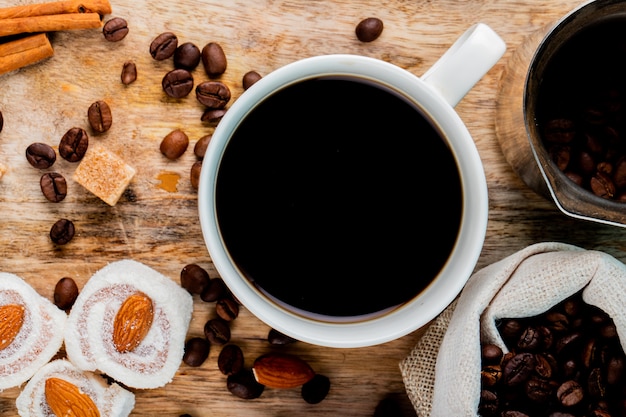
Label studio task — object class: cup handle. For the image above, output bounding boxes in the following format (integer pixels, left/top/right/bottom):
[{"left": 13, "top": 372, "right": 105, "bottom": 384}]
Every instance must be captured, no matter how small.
[{"left": 421, "top": 23, "right": 506, "bottom": 107}]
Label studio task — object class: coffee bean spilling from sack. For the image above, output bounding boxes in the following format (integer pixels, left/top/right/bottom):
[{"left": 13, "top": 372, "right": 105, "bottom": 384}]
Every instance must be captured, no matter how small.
[{"left": 479, "top": 290, "right": 626, "bottom": 417}]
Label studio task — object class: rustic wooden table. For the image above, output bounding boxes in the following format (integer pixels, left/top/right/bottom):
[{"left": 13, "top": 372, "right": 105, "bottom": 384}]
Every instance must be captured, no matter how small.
[{"left": 1, "top": 0, "right": 624, "bottom": 415}]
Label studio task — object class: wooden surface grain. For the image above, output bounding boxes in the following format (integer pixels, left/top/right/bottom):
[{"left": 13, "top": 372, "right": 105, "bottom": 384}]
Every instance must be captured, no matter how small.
[{"left": 1, "top": 0, "right": 624, "bottom": 416}]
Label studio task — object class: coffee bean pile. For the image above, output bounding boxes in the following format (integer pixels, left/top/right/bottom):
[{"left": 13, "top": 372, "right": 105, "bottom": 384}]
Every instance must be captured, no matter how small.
[{"left": 479, "top": 290, "right": 626, "bottom": 417}]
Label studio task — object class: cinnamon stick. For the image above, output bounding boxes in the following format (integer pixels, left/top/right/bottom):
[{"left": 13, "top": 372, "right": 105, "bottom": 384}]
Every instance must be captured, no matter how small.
[
  {"left": 0, "top": 12, "right": 102, "bottom": 38},
  {"left": 0, "top": 33, "right": 53, "bottom": 75},
  {"left": 0, "top": 0, "right": 112, "bottom": 20}
]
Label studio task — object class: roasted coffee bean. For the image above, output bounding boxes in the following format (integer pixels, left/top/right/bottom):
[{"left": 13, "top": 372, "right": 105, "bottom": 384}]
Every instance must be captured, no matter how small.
[
  {"left": 121, "top": 60, "right": 137, "bottom": 85},
  {"left": 525, "top": 376, "right": 553, "bottom": 403},
  {"left": 40, "top": 172, "right": 67, "bottom": 202},
  {"left": 216, "top": 298, "right": 239, "bottom": 321},
  {"left": 59, "top": 127, "right": 88, "bottom": 162},
  {"left": 87, "top": 100, "right": 112, "bottom": 133},
  {"left": 183, "top": 337, "right": 210, "bottom": 367},
  {"left": 26, "top": 142, "right": 56, "bottom": 169},
  {"left": 268, "top": 328, "right": 297, "bottom": 345},
  {"left": 150, "top": 32, "right": 178, "bottom": 60},
  {"left": 204, "top": 317, "right": 231, "bottom": 345},
  {"left": 201, "top": 42, "right": 227, "bottom": 77},
  {"left": 543, "top": 118, "right": 576, "bottom": 144},
  {"left": 160, "top": 129, "right": 189, "bottom": 160},
  {"left": 190, "top": 160, "right": 202, "bottom": 190},
  {"left": 227, "top": 369, "right": 265, "bottom": 399},
  {"left": 102, "top": 17, "right": 128, "bottom": 42},
  {"left": 193, "top": 134, "right": 212, "bottom": 159},
  {"left": 301, "top": 374, "right": 330, "bottom": 404},
  {"left": 606, "top": 354, "right": 625, "bottom": 385},
  {"left": 174, "top": 42, "right": 201, "bottom": 70},
  {"left": 481, "top": 344, "right": 504, "bottom": 365},
  {"left": 590, "top": 171, "right": 616, "bottom": 198},
  {"left": 200, "top": 108, "right": 226, "bottom": 124},
  {"left": 502, "top": 353, "right": 536, "bottom": 387},
  {"left": 242, "top": 70, "right": 262, "bottom": 90},
  {"left": 0, "top": 110, "right": 3, "bottom": 133},
  {"left": 478, "top": 390, "right": 499, "bottom": 417},
  {"left": 355, "top": 17, "right": 384, "bottom": 42},
  {"left": 200, "top": 277, "right": 228, "bottom": 302},
  {"left": 53, "top": 277, "right": 78, "bottom": 310},
  {"left": 373, "top": 397, "right": 403, "bottom": 417},
  {"left": 517, "top": 326, "right": 542, "bottom": 351},
  {"left": 180, "top": 263, "right": 210, "bottom": 294},
  {"left": 501, "top": 412, "right": 530, "bottom": 417},
  {"left": 195, "top": 81, "right": 231, "bottom": 108},
  {"left": 162, "top": 69, "right": 194, "bottom": 98},
  {"left": 556, "top": 380, "right": 584, "bottom": 407},
  {"left": 50, "top": 218, "right": 75, "bottom": 245},
  {"left": 218, "top": 344, "right": 244, "bottom": 376},
  {"left": 481, "top": 365, "right": 502, "bottom": 387}
]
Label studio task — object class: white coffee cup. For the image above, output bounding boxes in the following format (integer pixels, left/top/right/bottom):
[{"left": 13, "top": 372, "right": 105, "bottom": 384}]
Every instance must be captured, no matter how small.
[{"left": 199, "top": 23, "right": 505, "bottom": 348}]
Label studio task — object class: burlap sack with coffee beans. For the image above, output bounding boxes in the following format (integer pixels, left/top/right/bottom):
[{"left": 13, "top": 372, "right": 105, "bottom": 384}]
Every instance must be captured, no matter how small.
[{"left": 400, "top": 241, "right": 626, "bottom": 417}]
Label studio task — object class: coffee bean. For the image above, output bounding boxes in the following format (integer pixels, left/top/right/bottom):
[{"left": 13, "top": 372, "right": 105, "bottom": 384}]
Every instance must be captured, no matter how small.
[
  {"left": 40, "top": 172, "right": 67, "bottom": 202},
  {"left": 503, "top": 353, "right": 536, "bottom": 387},
  {"left": 227, "top": 369, "right": 264, "bottom": 399},
  {"left": 102, "top": 17, "right": 128, "bottom": 42},
  {"left": 242, "top": 70, "right": 262, "bottom": 90},
  {"left": 557, "top": 380, "right": 584, "bottom": 407},
  {"left": 355, "top": 17, "right": 384, "bottom": 42},
  {"left": 517, "top": 326, "right": 542, "bottom": 351},
  {"left": 162, "top": 69, "right": 194, "bottom": 98},
  {"left": 174, "top": 42, "right": 201, "bottom": 70},
  {"left": 200, "top": 277, "right": 228, "bottom": 302},
  {"left": 200, "top": 108, "right": 226, "bottom": 124},
  {"left": 481, "top": 365, "right": 502, "bottom": 388},
  {"left": 482, "top": 344, "right": 504, "bottom": 365},
  {"left": 193, "top": 134, "right": 212, "bottom": 159},
  {"left": 525, "top": 376, "right": 553, "bottom": 403},
  {"left": 53, "top": 277, "right": 78, "bottom": 310},
  {"left": 59, "top": 127, "right": 88, "bottom": 162},
  {"left": 196, "top": 81, "right": 230, "bottom": 108},
  {"left": 218, "top": 344, "right": 244, "bottom": 375},
  {"left": 478, "top": 390, "right": 499, "bottom": 417},
  {"left": 121, "top": 61, "right": 137, "bottom": 85},
  {"left": 190, "top": 160, "right": 202, "bottom": 190},
  {"left": 216, "top": 298, "right": 239, "bottom": 321},
  {"left": 180, "top": 263, "right": 210, "bottom": 294},
  {"left": 301, "top": 374, "right": 330, "bottom": 404},
  {"left": 50, "top": 218, "right": 75, "bottom": 245},
  {"left": 268, "top": 328, "right": 297, "bottom": 346},
  {"left": 160, "top": 129, "right": 189, "bottom": 160},
  {"left": 201, "top": 42, "right": 227, "bottom": 77},
  {"left": 150, "top": 32, "right": 178, "bottom": 60},
  {"left": 204, "top": 317, "right": 231, "bottom": 345},
  {"left": 26, "top": 142, "right": 56, "bottom": 169},
  {"left": 87, "top": 100, "right": 112, "bottom": 133},
  {"left": 183, "top": 337, "right": 210, "bottom": 367},
  {"left": 0, "top": 110, "right": 3, "bottom": 133}
]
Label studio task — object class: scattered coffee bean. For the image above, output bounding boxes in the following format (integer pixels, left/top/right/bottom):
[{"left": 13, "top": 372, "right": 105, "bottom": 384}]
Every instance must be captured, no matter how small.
[
  {"left": 373, "top": 397, "right": 403, "bottom": 417},
  {"left": 195, "top": 81, "right": 231, "bottom": 108},
  {"left": 40, "top": 172, "right": 67, "bottom": 202},
  {"left": 162, "top": 69, "right": 194, "bottom": 98},
  {"left": 200, "top": 108, "right": 226, "bottom": 124},
  {"left": 26, "top": 142, "right": 56, "bottom": 169},
  {"left": 180, "top": 263, "right": 210, "bottom": 294},
  {"left": 102, "top": 17, "right": 129, "bottom": 42},
  {"left": 87, "top": 100, "right": 113, "bottom": 133},
  {"left": 355, "top": 17, "right": 384, "bottom": 42},
  {"left": 242, "top": 70, "right": 262, "bottom": 90},
  {"left": 227, "top": 369, "right": 265, "bottom": 399},
  {"left": 160, "top": 129, "right": 189, "bottom": 160},
  {"left": 59, "top": 127, "right": 88, "bottom": 162},
  {"left": 150, "top": 32, "right": 178, "bottom": 60},
  {"left": 201, "top": 42, "right": 227, "bottom": 77},
  {"left": 193, "top": 134, "right": 212, "bottom": 159},
  {"left": 0, "top": 110, "right": 3, "bottom": 133},
  {"left": 53, "top": 277, "right": 79, "bottom": 310},
  {"left": 204, "top": 317, "right": 231, "bottom": 345},
  {"left": 218, "top": 344, "right": 244, "bottom": 375},
  {"left": 268, "top": 328, "right": 297, "bottom": 345},
  {"left": 301, "top": 374, "right": 330, "bottom": 404},
  {"left": 174, "top": 42, "right": 201, "bottom": 70},
  {"left": 190, "top": 160, "right": 202, "bottom": 189},
  {"left": 216, "top": 297, "right": 239, "bottom": 321},
  {"left": 183, "top": 337, "right": 210, "bottom": 367},
  {"left": 121, "top": 60, "right": 137, "bottom": 85},
  {"left": 200, "top": 277, "right": 228, "bottom": 302},
  {"left": 50, "top": 218, "right": 75, "bottom": 245}
]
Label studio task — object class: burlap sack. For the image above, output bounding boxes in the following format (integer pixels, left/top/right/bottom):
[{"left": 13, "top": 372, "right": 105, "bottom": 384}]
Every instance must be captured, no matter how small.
[{"left": 399, "top": 241, "right": 626, "bottom": 417}]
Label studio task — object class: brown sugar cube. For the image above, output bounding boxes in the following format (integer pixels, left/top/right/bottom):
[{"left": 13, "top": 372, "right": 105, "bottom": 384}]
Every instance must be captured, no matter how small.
[{"left": 73, "top": 146, "right": 136, "bottom": 206}]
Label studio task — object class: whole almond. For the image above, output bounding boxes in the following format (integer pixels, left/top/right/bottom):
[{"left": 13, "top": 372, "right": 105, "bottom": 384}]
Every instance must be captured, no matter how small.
[
  {"left": 252, "top": 352, "right": 315, "bottom": 389},
  {"left": 0, "top": 304, "right": 25, "bottom": 350},
  {"left": 45, "top": 377, "right": 100, "bottom": 417},
  {"left": 112, "top": 292, "right": 154, "bottom": 353}
]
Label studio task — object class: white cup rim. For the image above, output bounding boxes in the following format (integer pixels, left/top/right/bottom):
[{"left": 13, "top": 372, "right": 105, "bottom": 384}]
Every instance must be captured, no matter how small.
[{"left": 198, "top": 54, "right": 488, "bottom": 347}]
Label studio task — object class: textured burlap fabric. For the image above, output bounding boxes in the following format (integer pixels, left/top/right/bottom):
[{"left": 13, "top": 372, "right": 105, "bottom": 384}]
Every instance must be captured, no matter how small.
[{"left": 399, "top": 241, "right": 626, "bottom": 417}]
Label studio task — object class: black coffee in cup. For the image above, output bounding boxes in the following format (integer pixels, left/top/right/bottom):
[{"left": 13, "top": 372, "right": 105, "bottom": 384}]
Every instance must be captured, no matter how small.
[{"left": 215, "top": 77, "right": 462, "bottom": 317}]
